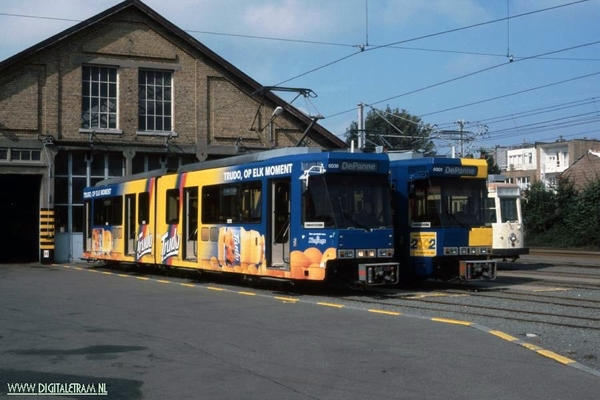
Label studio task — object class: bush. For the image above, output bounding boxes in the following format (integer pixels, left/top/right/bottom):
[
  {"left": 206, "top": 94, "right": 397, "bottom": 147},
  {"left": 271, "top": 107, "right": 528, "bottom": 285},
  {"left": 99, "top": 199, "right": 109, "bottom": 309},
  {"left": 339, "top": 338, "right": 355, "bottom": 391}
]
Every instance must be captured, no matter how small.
[{"left": 522, "top": 177, "right": 600, "bottom": 249}]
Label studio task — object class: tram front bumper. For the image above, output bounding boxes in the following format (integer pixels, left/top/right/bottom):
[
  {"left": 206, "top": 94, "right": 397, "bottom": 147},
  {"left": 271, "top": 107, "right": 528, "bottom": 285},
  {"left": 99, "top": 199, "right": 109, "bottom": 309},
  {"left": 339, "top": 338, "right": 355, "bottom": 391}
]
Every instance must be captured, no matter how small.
[
  {"left": 459, "top": 260, "right": 497, "bottom": 281},
  {"left": 359, "top": 262, "right": 399, "bottom": 285}
]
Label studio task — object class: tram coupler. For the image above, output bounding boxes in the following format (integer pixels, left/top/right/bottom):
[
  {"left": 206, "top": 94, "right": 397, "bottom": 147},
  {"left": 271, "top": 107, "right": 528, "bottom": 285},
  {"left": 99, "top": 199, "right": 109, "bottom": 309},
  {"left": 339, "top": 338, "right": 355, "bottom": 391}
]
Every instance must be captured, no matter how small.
[{"left": 459, "top": 260, "right": 497, "bottom": 281}]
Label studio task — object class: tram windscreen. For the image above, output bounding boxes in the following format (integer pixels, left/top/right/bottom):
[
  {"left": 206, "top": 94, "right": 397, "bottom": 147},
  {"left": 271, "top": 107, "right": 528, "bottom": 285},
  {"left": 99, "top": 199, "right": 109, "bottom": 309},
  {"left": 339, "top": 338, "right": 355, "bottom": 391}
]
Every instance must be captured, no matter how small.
[
  {"left": 303, "top": 174, "right": 392, "bottom": 229},
  {"left": 410, "top": 178, "right": 486, "bottom": 227},
  {"left": 499, "top": 197, "right": 519, "bottom": 222}
]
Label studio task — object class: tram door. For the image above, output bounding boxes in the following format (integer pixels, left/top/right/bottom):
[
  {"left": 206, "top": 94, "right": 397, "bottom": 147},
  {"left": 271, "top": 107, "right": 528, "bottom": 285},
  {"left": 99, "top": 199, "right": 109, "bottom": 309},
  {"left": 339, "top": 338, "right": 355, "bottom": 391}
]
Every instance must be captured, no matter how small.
[
  {"left": 270, "top": 179, "right": 290, "bottom": 268},
  {"left": 84, "top": 201, "right": 91, "bottom": 252},
  {"left": 125, "top": 194, "right": 136, "bottom": 255},
  {"left": 184, "top": 187, "right": 198, "bottom": 260}
]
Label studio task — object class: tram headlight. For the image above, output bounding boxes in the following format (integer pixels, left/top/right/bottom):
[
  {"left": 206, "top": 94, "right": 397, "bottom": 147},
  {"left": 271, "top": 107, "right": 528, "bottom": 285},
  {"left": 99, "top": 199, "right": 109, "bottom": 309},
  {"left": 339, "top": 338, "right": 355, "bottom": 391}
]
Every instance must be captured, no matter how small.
[
  {"left": 378, "top": 248, "right": 394, "bottom": 257},
  {"left": 338, "top": 249, "right": 355, "bottom": 259},
  {"left": 444, "top": 247, "right": 458, "bottom": 255},
  {"left": 356, "top": 249, "right": 376, "bottom": 258}
]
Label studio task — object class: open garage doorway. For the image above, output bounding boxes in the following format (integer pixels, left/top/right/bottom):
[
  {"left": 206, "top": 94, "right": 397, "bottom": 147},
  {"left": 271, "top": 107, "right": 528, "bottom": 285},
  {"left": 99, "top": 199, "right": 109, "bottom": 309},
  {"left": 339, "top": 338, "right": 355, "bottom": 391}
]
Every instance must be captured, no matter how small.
[{"left": 0, "top": 174, "right": 41, "bottom": 263}]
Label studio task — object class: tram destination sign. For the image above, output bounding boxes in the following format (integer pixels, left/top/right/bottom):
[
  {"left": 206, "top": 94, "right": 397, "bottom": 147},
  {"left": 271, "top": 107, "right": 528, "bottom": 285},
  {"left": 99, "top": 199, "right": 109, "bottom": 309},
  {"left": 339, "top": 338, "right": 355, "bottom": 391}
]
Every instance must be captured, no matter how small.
[
  {"left": 431, "top": 165, "right": 478, "bottom": 177},
  {"left": 337, "top": 161, "right": 379, "bottom": 172}
]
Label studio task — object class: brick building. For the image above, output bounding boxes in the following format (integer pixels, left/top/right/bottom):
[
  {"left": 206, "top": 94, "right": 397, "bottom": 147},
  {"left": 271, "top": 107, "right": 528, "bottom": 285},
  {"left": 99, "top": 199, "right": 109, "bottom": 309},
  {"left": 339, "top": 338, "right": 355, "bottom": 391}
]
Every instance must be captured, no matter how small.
[{"left": 0, "top": 0, "right": 345, "bottom": 263}]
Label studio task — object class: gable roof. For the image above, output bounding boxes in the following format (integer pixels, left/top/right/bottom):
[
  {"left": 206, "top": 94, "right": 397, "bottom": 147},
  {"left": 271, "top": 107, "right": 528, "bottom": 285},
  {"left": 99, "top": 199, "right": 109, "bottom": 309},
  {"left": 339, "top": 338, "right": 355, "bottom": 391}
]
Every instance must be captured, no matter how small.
[
  {"left": 560, "top": 149, "right": 600, "bottom": 190},
  {"left": 0, "top": 0, "right": 345, "bottom": 148}
]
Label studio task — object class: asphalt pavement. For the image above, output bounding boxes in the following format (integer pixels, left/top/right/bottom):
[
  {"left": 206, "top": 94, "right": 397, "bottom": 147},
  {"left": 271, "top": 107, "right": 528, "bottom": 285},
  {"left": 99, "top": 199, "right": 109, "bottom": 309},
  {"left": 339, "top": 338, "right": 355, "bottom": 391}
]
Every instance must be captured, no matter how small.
[{"left": 1, "top": 263, "right": 599, "bottom": 399}]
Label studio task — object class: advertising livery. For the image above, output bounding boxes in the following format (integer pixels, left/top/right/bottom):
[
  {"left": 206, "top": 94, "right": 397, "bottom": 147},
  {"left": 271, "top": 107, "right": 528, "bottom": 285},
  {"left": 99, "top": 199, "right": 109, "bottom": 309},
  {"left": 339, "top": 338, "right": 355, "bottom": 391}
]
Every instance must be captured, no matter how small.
[{"left": 83, "top": 148, "right": 398, "bottom": 287}]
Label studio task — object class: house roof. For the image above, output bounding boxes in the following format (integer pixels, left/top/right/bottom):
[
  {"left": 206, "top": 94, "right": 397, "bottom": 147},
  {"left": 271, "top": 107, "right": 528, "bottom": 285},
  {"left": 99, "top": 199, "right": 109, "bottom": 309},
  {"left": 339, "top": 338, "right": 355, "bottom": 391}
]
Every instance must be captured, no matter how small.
[
  {"left": 560, "top": 149, "right": 600, "bottom": 189},
  {"left": 0, "top": 0, "right": 346, "bottom": 149}
]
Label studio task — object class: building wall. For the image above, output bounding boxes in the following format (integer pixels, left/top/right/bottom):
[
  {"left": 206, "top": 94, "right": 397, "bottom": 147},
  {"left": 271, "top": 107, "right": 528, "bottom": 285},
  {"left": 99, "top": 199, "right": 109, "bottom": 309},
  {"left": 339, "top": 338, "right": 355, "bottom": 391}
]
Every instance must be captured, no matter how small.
[
  {"left": 0, "top": 3, "right": 341, "bottom": 262},
  {"left": 498, "top": 145, "right": 536, "bottom": 190}
]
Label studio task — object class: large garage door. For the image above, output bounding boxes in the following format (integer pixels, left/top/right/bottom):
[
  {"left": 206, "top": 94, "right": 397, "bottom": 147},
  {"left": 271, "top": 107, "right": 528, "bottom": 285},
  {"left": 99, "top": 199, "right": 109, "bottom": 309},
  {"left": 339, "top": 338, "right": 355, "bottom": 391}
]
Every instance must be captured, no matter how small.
[{"left": 0, "top": 174, "right": 41, "bottom": 263}]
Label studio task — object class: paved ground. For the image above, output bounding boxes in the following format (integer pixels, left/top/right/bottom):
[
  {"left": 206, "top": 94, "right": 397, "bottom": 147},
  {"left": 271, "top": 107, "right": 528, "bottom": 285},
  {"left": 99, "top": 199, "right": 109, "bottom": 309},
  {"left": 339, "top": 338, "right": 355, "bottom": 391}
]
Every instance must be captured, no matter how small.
[{"left": 1, "top": 263, "right": 599, "bottom": 399}]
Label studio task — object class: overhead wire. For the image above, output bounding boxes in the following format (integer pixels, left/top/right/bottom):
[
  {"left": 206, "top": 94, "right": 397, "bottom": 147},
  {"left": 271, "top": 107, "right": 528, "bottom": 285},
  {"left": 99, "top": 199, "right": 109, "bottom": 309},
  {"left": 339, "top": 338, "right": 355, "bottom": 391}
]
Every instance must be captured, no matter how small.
[{"left": 2, "top": 1, "right": 596, "bottom": 142}]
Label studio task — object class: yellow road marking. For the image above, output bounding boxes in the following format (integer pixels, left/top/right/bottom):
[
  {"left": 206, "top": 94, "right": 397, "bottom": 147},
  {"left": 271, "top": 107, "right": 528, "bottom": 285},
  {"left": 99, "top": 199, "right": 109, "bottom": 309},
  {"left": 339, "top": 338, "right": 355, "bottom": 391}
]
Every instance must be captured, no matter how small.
[
  {"left": 156, "top": 279, "right": 170, "bottom": 284},
  {"left": 274, "top": 296, "right": 299, "bottom": 302},
  {"left": 522, "top": 343, "right": 543, "bottom": 351},
  {"left": 489, "top": 330, "right": 519, "bottom": 342},
  {"left": 206, "top": 286, "right": 224, "bottom": 291},
  {"left": 368, "top": 309, "right": 401, "bottom": 316},
  {"left": 118, "top": 274, "right": 129, "bottom": 277},
  {"left": 136, "top": 277, "right": 150, "bottom": 281},
  {"left": 405, "top": 292, "right": 468, "bottom": 299},
  {"left": 317, "top": 302, "right": 344, "bottom": 308},
  {"left": 431, "top": 317, "right": 472, "bottom": 326},
  {"left": 537, "top": 349, "right": 575, "bottom": 365},
  {"left": 180, "top": 283, "right": 196, "bottom": 288},
  {"left": 238, "top": 291, "right": 256, "bottom": 296},
  {"left": 102, "top": 271, "right": 113, "bottom": 275}
]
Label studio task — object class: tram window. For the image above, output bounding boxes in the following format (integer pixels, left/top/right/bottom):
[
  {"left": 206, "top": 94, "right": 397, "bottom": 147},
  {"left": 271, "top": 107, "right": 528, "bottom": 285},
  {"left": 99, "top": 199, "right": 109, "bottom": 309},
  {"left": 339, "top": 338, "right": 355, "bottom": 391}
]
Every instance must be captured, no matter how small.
[
  {"left": 202, "top": 185, "right": 220, "bottom": 224},
  {"left": 139, "top": 192, "right": 150, "bottom": 224},
  {"left": 241, "top": 182, "right": 261, "bottom": 222},
  {"left": 202, "top": 182, "right": 261, "bottom": 224},
  {"left": 485, "top": 198, "right": 496, "bottom": 224},
  {"left": 166, "top": 189, "right": 179, "bottom": 224},
  {"left": 500, "top": 198, "right": 518, "bottom": 222},
  {"left": 411, "top": 185, "right": 441, "bottom": 225},
  {"left": 93, "top": 196, "right": 123, "bottom": 226}
]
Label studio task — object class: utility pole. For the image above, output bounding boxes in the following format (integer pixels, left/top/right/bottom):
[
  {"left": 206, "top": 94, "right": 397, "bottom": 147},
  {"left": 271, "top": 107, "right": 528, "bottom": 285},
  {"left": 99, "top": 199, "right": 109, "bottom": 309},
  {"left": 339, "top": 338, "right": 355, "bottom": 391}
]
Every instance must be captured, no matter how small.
[
  {"left": 357, "top": 102, "right": 365, "bottom": 150},
  {"left": 455, "top": 119, "right": 468, "bottom": 157}
]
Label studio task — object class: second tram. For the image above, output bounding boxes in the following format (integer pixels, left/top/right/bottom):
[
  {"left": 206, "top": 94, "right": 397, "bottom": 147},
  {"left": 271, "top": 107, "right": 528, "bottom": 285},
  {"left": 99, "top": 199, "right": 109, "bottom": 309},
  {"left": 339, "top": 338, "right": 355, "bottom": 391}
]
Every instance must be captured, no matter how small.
[
  {"left": 486, "top": 175, "right": 529, "bottom": 261},
  {"left": 388, "top": 153, "right": 497, "bottom": 282}
]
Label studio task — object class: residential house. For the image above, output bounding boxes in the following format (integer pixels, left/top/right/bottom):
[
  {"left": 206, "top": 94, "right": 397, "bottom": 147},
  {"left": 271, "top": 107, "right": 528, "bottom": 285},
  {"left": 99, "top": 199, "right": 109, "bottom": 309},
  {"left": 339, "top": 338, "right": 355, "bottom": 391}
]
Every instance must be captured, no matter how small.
[
  {"left": 560, "top": 150, "right": 600, "bottom": 191},
  {"left": 537, "top": 138, "right": 600, "bottom": 188},
  {"left": 496, "top": 143, "right": 536, "bottom": 190}
]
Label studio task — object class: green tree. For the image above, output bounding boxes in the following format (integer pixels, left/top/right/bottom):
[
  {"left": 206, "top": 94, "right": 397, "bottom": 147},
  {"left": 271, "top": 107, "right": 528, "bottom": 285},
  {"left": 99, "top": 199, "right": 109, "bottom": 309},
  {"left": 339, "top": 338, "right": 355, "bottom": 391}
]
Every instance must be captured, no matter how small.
[
  {"left": 345, "top": 106, "right": 435, "bottom": 155},
  {"left": 522, "top": 181, "right": 556, "bottom": 235},
  {"left": 566, "top": 178, "right": 600, "bottom": 247},
  {"left": 522, "top": 177, "right": 600, "bottom": 249},
  {"left": 478, "top": 147, "right": 501, "bottom": 175}
]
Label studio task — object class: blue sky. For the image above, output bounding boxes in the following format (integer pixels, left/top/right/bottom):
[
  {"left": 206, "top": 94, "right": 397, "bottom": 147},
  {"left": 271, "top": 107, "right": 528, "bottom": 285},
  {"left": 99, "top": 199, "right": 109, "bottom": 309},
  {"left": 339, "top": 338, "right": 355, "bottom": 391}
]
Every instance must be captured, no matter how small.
[{"left": 2, "top": 0, "right": 600, "bottom": 156}]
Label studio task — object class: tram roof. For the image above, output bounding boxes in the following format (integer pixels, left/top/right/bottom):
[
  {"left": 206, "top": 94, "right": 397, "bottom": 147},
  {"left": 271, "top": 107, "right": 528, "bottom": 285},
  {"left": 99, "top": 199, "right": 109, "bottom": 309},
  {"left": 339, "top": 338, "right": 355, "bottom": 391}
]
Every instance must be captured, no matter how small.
[
  {"left": 92, "top": 168, "right": 169, "bottom": 187},
  {"left": 177, "top": 147, "right": 322, "bottom": 173}
]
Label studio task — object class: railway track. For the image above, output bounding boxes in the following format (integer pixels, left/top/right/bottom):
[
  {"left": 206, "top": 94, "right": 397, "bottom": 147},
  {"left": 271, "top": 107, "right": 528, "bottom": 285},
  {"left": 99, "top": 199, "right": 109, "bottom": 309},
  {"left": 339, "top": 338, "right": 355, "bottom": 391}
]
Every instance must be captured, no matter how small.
[
  {"left": 528, "top": 248, "right": 600, "bottom": 258},
  {"left": 336, "top": 286, "right": 600, "bottom": 331},
  {"left": 520, "top": 248, "right": 600, "bottom": 268}
]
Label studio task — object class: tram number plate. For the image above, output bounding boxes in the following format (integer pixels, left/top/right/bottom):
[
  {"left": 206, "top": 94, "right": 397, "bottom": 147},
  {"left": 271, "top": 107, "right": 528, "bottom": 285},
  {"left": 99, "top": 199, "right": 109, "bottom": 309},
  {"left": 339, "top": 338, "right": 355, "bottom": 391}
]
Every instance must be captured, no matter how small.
[{"left": 410, "top": 232, "right": 437, "bottom": 257}]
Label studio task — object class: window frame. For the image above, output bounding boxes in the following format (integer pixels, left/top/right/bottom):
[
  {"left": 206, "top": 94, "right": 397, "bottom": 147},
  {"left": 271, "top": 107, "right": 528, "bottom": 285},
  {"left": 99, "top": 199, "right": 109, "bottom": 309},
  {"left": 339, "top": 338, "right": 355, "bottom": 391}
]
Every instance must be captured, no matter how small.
[
  {"left": 80, "top": 65, "right": 119, "bottom": 133},
  {"left": 137, "top": 68, "right": 175, "bottom": 136}
]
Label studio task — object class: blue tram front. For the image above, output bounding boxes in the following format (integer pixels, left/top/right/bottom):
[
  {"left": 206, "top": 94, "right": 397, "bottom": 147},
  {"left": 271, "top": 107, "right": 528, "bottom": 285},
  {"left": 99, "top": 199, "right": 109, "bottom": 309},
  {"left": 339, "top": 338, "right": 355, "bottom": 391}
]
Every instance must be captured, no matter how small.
[
  {"left": 296, "top": 154, "right": 398, "bottom": 286},
  {"left": 388, "top": 153, "right": 497, "bottom": 282}
]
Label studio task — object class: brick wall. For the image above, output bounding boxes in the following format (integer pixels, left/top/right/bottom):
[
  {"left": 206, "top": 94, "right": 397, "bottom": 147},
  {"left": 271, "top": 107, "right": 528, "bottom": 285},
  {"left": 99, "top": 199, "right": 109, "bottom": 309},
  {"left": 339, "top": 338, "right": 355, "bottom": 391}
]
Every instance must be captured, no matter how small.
[{"left": 0, "top": 6, "right": 320, "bottom": 157}]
